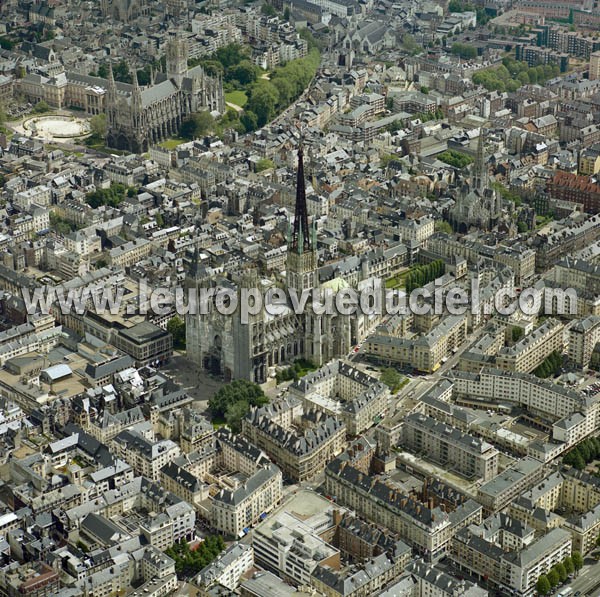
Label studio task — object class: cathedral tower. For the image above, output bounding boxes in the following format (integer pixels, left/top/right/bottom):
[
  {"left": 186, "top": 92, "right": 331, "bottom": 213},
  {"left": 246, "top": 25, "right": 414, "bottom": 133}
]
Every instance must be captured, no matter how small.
[
  {"left": 166, "top": 36, "right": 188, "bottom": 88},
  {"left": 287, "top": 145, "right": 318, "bottom": 293}
]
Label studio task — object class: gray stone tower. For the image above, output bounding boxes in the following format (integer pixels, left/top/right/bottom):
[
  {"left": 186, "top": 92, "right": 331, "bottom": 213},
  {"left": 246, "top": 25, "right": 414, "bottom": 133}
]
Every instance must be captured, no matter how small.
[{"left": 166, "top": 36, "right": 188, "bottom": 88}]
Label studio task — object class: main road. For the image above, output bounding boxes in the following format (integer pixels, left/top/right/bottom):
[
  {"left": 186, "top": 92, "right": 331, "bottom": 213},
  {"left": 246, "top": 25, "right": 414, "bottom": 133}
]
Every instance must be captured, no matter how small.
[{"left": 567, "top": 557, "right": 600, "bottom": 596}]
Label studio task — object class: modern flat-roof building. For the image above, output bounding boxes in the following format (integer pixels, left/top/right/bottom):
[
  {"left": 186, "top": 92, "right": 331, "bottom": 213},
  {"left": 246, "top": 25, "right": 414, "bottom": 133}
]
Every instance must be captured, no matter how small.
[
  {"left": 496, "top": 319, "right": 564, "bottom": 373},
  {"left": 476, "top": 457, "right": 546, "bottom": 513},
  {"left": 402, "top": 413, "right": 499, "bottom": 481}
]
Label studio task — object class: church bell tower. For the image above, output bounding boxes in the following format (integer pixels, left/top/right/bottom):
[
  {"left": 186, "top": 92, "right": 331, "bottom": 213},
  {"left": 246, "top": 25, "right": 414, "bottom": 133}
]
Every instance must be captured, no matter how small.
[{"left": 166, "top": 35, "right": 188, "bottom": 88}]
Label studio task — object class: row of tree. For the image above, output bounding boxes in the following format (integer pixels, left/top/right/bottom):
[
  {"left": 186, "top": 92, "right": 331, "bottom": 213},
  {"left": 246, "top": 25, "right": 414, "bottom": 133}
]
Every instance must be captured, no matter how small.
[
  {"left": 181, "top": 42, "right": 320, "bottom": 136},
  {"left": 533, "top": 350, "right": 562, "bottom": 379},
  {"left": 473, "top": 58, "right": 561, "bottom": 93},
  {"left": 405, "top": 260, "right": 445, "bottom": 294},
  {"left": 208, "top": 379, "right": 268, "bottom": 432},
  {"left": 275, "top": 358, "right": 317, "bottom": 383},
  {"left": 536, "top": 553, "right": 582, "bottom": 596},
  {"left": 165, "top": 536, "right": 225, "bottom": 579},
  {"left": 243, "top": 48, "right": 320, "bottom": 129},
  {"left": 563, "top": 436, "right": 600, "bottom": 470}
]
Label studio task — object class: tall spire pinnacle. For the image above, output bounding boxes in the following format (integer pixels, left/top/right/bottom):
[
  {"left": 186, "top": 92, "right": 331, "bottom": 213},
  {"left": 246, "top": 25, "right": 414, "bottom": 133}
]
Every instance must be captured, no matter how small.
[
  {"left": 106, "top": 63, "right": 117, "bottom": 124},
  {"left": 131, "top": 66, "right": 142, "bottom": 112},
  {"left": 472, "top": 129, "right": 487, "bottom": 192},
  {"left": 291, "top": 144, "right": 311, "bottom": 254}
]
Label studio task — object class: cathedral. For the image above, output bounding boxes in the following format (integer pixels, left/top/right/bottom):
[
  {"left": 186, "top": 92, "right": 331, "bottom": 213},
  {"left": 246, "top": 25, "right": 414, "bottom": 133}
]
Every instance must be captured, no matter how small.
[
  {"left": 106, "top": 37, "right": 225, "bottom": 153},
  {"left": 186, "top": 147, "right": 369, "bottom": 383},
  {"left": 448, "top": 131, "right": 503, "bottom": 233}
]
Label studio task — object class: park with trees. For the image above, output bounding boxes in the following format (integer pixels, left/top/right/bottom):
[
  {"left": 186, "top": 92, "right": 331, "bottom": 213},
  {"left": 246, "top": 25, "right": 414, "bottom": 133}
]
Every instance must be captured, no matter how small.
[
  {"left": 208, "top": 379, "right": 269, "bottom": 432},
  {"left": 473, "top": 57, "right": 561, "bottom": 93},
  {"left": 165, "top": 536, "right": 225, "bottom": 579}
]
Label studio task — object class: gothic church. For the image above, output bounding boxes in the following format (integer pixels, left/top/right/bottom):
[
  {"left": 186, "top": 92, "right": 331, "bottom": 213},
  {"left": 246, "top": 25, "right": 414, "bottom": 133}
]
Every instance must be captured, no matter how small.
[
  {"left": 186, "top": 147, "right": 369, "bottom": 383},
  {"left": 106, "top": 36, "right": 224, "bottom": 153}
]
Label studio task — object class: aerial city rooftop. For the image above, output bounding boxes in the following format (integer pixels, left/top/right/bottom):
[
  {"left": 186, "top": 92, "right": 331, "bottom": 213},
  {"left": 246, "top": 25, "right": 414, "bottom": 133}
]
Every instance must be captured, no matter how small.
[{"left": 2, "top": 0, "right": 600, "bottom": 595}]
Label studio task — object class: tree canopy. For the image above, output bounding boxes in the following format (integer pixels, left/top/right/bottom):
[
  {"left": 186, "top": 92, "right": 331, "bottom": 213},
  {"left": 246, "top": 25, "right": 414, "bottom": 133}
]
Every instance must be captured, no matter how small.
[
  {"left": 86, "top": 183, "right": 126, "bottom": 209},
  {"left": 546, "top": 568, "right": 559, "bottom": 587},
  {"left": 533, "top": 350, "right": 562, "bottom": 379},
  {"left": 405, "top": 260, "right": 445, "bottom": 293},
  {"left": 208, "top": 379, "right": 268, "bottom": 420},
  {"left": 179, "top": 111, "right": 214, "bottom": 140},
  {"left": 473, "top": 58, "right": 560, "bottom": 92},
  {"left": 437, "top": 149, "right": 474, "bottom": 169},
  {"left": 380, "top": 367, "right": 405, "bottom": 393},
  {"left": 536, "top": 575, "right": 551, "bottom": 596},
  {"left": 166, "top": 536, "right": 225, "bottom": 578},
  {"left": 167, "top": 316, "right": 186, "bottom": 350},
  {"left": 450, "top": 42, "right": 477, "bottom": 59}
]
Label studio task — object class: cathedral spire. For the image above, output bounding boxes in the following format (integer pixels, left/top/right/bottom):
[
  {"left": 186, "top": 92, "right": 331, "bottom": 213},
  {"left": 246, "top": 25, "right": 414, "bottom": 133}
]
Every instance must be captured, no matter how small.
[
  {"left": 107, "top": 62, "right": 116, "bottom": 101},
  {"left": 291, "top": 144, "right": 311, "bottom": 255},
  {"left": 131, "top": 66, "right": 142, "bottom": 113},
  {"left": 472, "top": 129, "right": 487, "bottom": 192}
]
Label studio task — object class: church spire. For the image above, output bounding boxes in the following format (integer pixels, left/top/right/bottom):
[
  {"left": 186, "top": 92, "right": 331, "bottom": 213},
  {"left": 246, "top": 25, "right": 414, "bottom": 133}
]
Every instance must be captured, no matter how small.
[
  {"left": 107, "top": 63, "right": 116, "bottom": 102},
  {"left": 131, "top": 66, "right": 142, "bottom": 113},
  {"left": 291, "top": 144, "right": 311, "bottom": 255},
  {"left": 472, "top": 129, "right": 487, "bottom": 192}
]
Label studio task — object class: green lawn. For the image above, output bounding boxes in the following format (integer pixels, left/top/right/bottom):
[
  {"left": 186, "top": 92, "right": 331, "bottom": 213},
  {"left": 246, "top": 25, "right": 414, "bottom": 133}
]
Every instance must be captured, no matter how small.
[
  {"left": 225, "top": 90, "right": 248, "bottom": 107},
  {"left": 386, "top": 269, "right": 410, "bottom": 289},
  {"left": 159, "top": 137, "right": 185, "bottom": 150}
]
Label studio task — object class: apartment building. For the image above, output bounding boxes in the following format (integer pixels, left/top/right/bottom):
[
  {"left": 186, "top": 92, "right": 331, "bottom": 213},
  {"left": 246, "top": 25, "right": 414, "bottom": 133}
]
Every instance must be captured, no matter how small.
[
  {"left": 211, "top": 463, "right": 283, "bottom": 537},
  {"left": 495, "top": 319, "right": 564, "bottom": 373},
  {"left": 402, "top": 413, "right": 499, "bottom": 481},
  {"left": 396, "top": 216, "right": 435, "bottom": 247},
  {"left": 533, "top": 214, "right": 600, "bottom": 272},
  {"left": 449, "top": 368, "right": 587, "bottom": 421},
  {"left": 568, "top": 315, "right": 600, "bottom": 368},
  {"left": 109, "top": 238, "right": 153, "bottom": 267},
  {"left": 289, "top": 361, "right": 390, "bottom": 435},
  {"left": 242, "top": 402, "right": 345, "bottom": 482},
  {"left": 364, "top": 314, "right": 468, "bottom": 373},
  {"left": 516, "top": 44, "right": 569, "bottom": 72},
  {"left": 406, "top": 559, "right": 488, "bottom": 597},
  {"left": 160, "top": 461, "right": 209, "bottom": 507},
  {"left": 311, "top": 545, "right": 411, "bottom": 597},
  {"left": 547, "top": 171, "right": 600, "bottom": 214},
  {"left": 325, "top": 457, "right": 482, "bottom": 560},
  {"left": 197, "top": 544, "right": 254, "bottom": 592},
  {"left": 140, "top": 501, "right": 196, "bottom": 550},
  {"left": 14, "top": 184, "right": 51, "bottom": 210},
  {"left": 427, "top": 233, "right": 536, "bottom": 285},
  {"left": 476, "top": 457, "right": 546, "bottom": 513},
  {"left": 591, "top": 50, "right": 600, "bottom": 80},
  {"left": 511, "top": 467, "right": 600, "bottom": 554},
  {"left": 451, "top": 521, "right": 572, "bottom": 597},
  {"left": 112, "top": 429, "right": 181, "bottom": 481}
]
